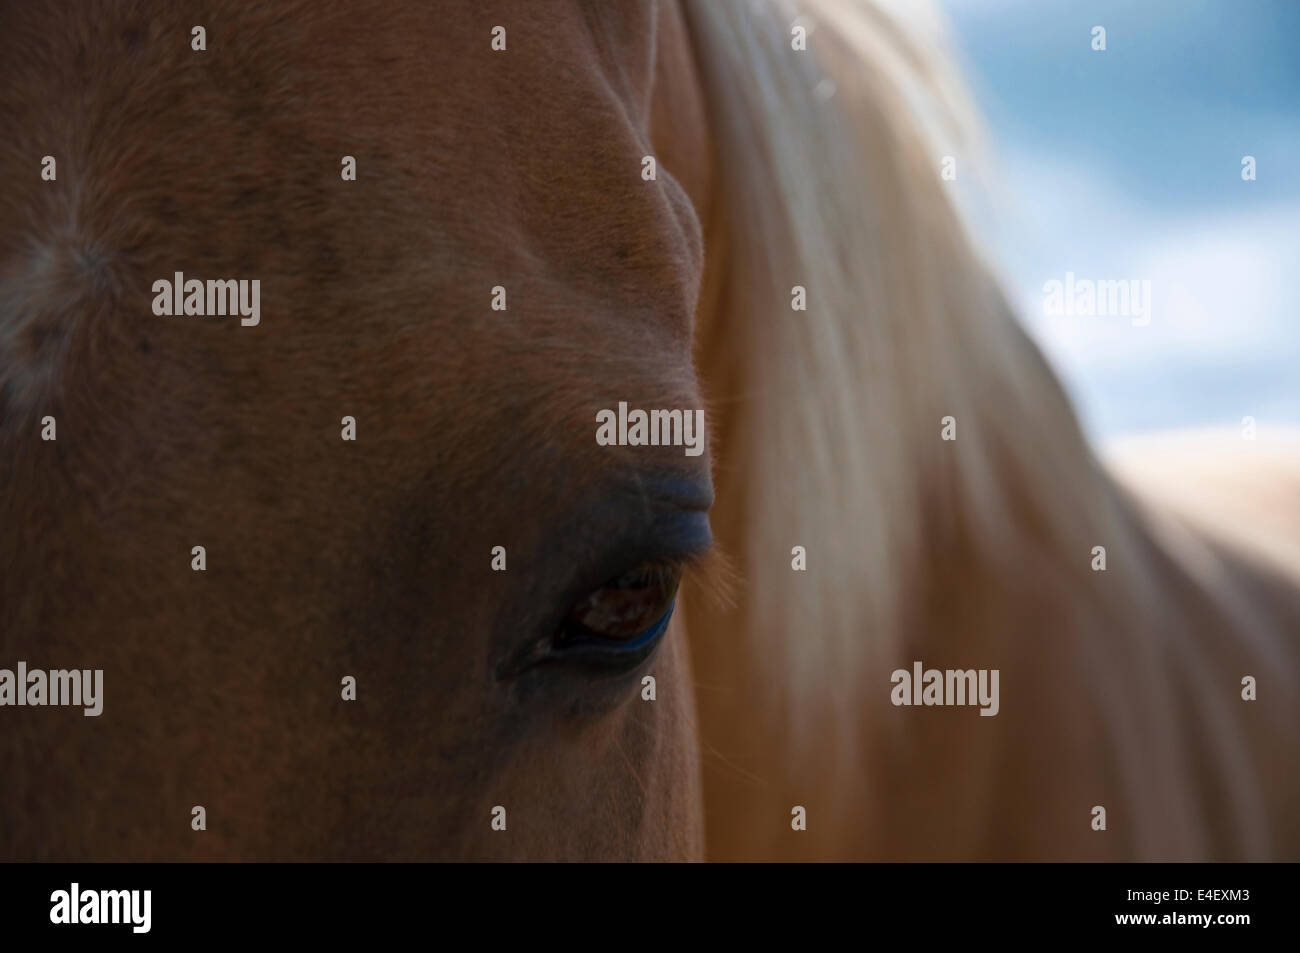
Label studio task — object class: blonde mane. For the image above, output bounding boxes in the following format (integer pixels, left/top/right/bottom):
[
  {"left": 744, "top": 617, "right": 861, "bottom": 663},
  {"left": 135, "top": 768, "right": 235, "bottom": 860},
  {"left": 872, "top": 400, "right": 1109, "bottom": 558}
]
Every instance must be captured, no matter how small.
[{"left": 682, "top": 0, "right": 1300, "bottom": 859}]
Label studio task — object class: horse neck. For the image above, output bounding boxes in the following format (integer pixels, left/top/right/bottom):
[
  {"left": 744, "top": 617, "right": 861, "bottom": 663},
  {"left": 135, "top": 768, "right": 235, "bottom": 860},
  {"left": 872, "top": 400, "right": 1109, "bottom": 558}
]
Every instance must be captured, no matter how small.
[
  {"left": 679, "top": 0, "right": 1188, "bottom": 859},
  {"left": 684, "top": 0, "right": 1153, "bottom": 696}
]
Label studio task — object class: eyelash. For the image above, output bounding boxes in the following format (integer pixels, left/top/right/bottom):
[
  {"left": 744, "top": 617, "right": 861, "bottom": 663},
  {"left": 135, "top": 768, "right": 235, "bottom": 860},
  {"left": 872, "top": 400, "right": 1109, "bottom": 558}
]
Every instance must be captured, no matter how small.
[
  {"left": 548, "top": 559, "right": 687, "bottom": 665},
  {"left": 495, "top": 550, "right": 712, "bottom": 683}
]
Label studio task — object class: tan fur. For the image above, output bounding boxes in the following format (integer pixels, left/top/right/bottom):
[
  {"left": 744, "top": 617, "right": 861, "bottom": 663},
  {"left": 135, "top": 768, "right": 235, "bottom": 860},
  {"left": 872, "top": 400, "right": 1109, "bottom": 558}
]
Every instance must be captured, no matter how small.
[
  {"left": 2, "top": 0, "right": 1296, "bottom": 862},
  {"left": 1, "top": 0, "right": 712, "bottom": 861},
  {"left": 684, "top": 0, "right": 1300, "bottom": 859}
]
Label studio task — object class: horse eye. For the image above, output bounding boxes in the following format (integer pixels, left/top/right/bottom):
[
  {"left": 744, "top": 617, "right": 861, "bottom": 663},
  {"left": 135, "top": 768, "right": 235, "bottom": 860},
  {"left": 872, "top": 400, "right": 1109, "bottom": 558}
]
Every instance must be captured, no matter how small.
[{"left": 559, "top": 562, "right": 681, "bottom": 648}]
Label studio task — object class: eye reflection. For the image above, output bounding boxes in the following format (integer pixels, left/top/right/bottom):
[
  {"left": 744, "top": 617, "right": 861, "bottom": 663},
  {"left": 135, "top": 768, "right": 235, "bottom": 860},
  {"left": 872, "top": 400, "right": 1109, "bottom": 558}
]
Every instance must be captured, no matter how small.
[{"left": 559, "top": 562, "right": 681, "bottom": 646}]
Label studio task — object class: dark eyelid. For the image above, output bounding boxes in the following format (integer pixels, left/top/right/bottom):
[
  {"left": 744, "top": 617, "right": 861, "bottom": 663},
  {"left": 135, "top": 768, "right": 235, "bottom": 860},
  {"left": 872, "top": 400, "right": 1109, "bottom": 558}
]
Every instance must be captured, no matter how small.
[
  {"left": 494, "top": 479, "right": 712, "bottom": 683},
  {"left": 630, "top": 473, "right": 714, "bottom": 513},
  {"left": 560, "top": 504, "right": 705, "bottom": 619},
  {"left": 555, "top": 602, "right": 676, "bottom": 659},
  {"left": 575, "top": 471, "right": 714, "bottom": 597},
  {"left": 642, "top": 507, "right": 713, "bottom": 564}
]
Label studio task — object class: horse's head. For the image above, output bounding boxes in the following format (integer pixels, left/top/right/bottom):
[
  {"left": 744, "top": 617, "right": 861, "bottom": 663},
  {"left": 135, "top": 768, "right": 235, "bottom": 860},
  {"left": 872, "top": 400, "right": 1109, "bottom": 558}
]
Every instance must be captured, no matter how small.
[
  {"left": 0, "top": 0, "right": 718, "bottom": 859},
  {"left": 369, "top": 0, "right": 720, "bottom": 859}
]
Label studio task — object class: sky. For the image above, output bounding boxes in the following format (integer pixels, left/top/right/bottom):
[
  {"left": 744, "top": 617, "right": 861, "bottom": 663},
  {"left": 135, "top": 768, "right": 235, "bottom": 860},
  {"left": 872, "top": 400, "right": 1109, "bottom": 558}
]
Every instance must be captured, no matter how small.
[{"left": 932, "top": 0, "right": 1300, "bottom": 441}]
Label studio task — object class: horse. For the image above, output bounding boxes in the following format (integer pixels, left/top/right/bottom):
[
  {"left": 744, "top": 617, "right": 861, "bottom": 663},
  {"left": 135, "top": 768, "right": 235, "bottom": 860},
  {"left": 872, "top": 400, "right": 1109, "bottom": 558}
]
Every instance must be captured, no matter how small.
[{"left": 1, "top": 0, "right": 1297, "bottom": 861}]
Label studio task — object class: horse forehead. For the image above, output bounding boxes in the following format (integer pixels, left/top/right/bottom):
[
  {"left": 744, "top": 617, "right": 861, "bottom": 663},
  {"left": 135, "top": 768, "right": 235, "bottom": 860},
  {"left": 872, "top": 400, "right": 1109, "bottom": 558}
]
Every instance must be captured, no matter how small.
[
  {"left": 439, "top": 5, "right": 655, "bottom": 161},
  {"left": 450, "top": 2, "right": 659, "bottom": 124},
  {"left": 429, "top": 4, "right": 706, "bottom": 356}
]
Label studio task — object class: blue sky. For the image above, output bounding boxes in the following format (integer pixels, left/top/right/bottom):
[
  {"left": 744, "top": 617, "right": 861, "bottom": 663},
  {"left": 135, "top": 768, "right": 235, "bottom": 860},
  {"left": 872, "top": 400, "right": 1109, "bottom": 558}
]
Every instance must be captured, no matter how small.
[{"left": 933, "top": 0, "right": 1300, "bottom": 439}]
